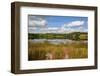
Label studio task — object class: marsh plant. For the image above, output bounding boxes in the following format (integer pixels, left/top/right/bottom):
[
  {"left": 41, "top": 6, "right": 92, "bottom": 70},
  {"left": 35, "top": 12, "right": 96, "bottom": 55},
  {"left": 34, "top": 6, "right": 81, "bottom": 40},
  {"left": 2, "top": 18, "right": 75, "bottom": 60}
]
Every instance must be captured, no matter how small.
[{"left": 28, "top": 40, "right": 88, "bottom": 60}]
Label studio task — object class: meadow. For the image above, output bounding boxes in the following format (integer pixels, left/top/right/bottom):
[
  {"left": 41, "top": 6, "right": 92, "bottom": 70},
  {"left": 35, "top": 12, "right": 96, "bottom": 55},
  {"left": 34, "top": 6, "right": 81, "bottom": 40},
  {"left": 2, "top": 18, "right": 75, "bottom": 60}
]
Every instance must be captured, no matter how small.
[{"left": 28, "top": 40, "right": 88, "bottom": 60}]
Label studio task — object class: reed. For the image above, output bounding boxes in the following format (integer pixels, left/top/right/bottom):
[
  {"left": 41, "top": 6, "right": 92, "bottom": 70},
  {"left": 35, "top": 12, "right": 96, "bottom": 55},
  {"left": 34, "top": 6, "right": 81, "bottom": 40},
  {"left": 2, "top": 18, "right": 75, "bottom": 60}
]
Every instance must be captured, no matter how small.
[{"left": 28, "top": 41, "right": 88, "bottom": 60}]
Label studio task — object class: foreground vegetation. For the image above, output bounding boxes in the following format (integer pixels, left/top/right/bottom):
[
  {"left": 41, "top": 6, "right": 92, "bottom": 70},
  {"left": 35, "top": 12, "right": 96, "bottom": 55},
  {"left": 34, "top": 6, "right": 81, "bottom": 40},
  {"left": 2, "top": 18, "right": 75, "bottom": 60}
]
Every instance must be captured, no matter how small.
[{"left": 28, "top": 40, "right": 88, "bottom": 60}]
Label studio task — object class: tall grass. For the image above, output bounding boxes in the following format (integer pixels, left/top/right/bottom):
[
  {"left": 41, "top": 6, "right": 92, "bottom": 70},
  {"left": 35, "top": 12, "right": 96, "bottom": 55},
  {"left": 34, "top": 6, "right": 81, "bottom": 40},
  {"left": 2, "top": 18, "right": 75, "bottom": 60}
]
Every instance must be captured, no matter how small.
[{"left": 28, "top": 41, "right": 88, "bottom": 60}]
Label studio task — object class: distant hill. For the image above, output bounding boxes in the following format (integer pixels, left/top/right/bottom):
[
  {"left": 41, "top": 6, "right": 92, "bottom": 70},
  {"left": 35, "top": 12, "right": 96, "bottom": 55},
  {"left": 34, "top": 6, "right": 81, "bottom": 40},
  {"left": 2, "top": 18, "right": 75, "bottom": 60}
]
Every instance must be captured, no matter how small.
[{"left": 28, "top": 32, "right": 88, "bottom": 40}]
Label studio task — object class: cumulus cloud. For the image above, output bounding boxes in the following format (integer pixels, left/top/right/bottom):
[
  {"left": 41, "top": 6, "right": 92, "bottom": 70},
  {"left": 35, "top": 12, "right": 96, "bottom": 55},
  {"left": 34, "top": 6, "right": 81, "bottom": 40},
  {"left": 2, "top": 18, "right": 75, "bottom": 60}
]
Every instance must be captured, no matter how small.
[
  {"left": 47, "top": 27, "right": 59, "bottom": 30},
  {"left": 28, "top": 27, "right": 38, "bottom": 33},
  {"left": 29, "top": 16, "right": 47, "bottom": 28},
  {"left": 29, "top": 27, "right": 59, "bottom": 33},
  {"left": 60, "top": 20, "right": 86, "bottom": 33},
  {"left": 47, "top": 27, "right": 59, "bottom": 33},
  {"left": 63, "top": 21, "right": 84, "bottom": 27},
  {"left": 28, "top": 18, "right": 87, "bottom": 33},
  {"left": 39, "top": 27, "right": 59, "bottom": 33}
]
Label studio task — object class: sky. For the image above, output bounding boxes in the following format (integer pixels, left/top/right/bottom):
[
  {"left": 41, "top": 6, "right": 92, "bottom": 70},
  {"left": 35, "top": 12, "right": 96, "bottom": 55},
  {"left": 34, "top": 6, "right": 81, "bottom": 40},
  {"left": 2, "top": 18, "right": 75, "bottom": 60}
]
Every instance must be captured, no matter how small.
[{"left": 28, "top": 15, "right": 88, "bottom": 33}]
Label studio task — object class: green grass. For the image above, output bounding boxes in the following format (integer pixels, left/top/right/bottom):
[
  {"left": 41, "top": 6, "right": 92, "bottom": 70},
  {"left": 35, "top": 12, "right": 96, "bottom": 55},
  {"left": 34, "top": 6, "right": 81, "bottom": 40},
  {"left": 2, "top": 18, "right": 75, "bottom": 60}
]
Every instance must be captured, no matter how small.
[
  {"left": 28, "top": 41, "right": 88, "bottom": 60},
  {"left": 28, "top": 32, "right": 88, "bottom": 40}
]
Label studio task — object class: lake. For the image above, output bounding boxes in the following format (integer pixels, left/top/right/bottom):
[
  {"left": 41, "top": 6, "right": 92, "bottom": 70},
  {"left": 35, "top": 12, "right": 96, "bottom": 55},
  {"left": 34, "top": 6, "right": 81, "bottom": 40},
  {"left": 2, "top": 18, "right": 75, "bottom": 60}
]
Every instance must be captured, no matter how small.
[{"left": 29, "top": 39, "right": 87, "bottom": 45}]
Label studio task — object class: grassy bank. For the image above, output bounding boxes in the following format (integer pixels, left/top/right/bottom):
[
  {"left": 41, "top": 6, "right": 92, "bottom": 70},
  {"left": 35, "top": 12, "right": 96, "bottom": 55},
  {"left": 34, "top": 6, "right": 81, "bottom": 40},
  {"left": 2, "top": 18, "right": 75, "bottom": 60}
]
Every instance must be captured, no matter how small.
[{"left": 28, "top": 41, "right": 88, "bottom": 60}]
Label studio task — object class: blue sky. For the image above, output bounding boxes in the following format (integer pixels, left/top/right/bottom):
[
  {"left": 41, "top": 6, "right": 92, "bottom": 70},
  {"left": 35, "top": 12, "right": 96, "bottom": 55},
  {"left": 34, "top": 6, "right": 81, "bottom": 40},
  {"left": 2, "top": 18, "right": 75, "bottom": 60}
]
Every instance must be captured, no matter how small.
[{"left": 28, "top": 15, "right": 88, "bottom": 33}]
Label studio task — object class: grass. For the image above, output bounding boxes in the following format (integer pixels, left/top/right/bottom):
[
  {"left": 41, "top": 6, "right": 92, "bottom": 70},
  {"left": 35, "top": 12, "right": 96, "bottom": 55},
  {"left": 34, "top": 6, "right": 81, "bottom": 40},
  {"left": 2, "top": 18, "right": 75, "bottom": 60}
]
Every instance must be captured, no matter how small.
[{"left": 28, "top": 40, "right": 88, "bottom": 60}]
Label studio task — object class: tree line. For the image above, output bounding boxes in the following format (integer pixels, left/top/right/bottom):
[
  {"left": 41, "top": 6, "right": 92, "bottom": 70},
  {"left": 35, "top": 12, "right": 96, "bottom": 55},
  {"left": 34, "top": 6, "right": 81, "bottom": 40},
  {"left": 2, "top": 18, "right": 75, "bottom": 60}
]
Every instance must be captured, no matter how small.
[{"left": 28, "top": 32, "right": 87, "bottom": 40}]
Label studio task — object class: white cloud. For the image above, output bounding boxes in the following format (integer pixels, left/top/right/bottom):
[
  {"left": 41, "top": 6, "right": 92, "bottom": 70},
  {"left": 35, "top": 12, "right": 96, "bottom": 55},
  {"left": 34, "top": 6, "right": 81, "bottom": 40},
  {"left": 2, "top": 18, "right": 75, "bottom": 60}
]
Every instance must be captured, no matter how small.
[
  {"left": 28, "top": 19, "right": 87, "bottom": 33},
  {"left": 47, "top": 27, "right": 59, "bottom": 30},
  {"left": 28, "top": 27, "right": 38, "bottom": 33},
  {"left": 59, "top": 20, "right": 86, "bottom": 33},
  {"left": 47, "top": 27, "right": 59, "bottom": 33},
  {"left": 46, "top": 27, "right": 74, "bottom": 33},
  {"left": 29, "top": 16, "right": 47, "bottom": 28},
  {"left": 60, "top": 27, "right": 75, "bottom": 33},
  {"left": 29, "top": 26, "right": 87, "bottom": 34},
  {"left": 63, "top": 21, "right": 84, "bottom": 27},
  {"left": 40, "top": 27, "right": 59, "bottom": 33},
  {"left": 29, "top": 27, "right": 59, "bottom": 33}
]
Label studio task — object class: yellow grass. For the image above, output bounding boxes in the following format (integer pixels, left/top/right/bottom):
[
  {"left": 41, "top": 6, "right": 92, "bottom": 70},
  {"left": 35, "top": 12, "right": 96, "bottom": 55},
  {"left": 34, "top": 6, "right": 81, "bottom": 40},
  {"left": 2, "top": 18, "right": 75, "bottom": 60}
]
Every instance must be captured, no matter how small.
[{"left": 28, "top": 41, "right": 88, "bottom": 60}]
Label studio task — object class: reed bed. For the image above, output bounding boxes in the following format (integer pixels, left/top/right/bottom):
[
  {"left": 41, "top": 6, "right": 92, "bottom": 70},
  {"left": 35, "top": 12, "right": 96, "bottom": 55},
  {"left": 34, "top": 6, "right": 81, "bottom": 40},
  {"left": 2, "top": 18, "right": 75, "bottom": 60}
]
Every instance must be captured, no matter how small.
[{"left": 28, "top": 41, "right": 88, "bottom": 60}]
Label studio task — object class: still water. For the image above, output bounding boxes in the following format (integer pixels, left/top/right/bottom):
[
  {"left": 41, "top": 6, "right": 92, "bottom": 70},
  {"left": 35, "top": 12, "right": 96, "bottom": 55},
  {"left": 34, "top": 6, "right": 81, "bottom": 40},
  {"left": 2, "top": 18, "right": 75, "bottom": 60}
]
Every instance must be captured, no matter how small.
[{"left": 29, "top": 39, "right": 87, "bottom": 45}]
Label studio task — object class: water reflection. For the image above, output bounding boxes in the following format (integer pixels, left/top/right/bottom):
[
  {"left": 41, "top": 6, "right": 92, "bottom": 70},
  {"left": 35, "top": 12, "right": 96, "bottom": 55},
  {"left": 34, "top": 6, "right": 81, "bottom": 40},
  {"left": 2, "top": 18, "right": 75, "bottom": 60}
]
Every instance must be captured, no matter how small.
[{"left": 29, "top": 39, "right": 87, "bottom": 45}]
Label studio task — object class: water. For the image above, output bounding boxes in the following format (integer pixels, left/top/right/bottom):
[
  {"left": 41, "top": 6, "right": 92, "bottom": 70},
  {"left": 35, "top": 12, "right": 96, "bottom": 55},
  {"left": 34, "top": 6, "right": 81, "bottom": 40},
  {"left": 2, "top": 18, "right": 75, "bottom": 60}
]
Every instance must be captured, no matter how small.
[{"left": 29, "top": 39, "right": 87, "bottom": 45}]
